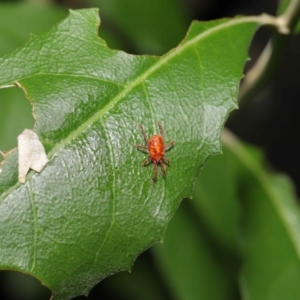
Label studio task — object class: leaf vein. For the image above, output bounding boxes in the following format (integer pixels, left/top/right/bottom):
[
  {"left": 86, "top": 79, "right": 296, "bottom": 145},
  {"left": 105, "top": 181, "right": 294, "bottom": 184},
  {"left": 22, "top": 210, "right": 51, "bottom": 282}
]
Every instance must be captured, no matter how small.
[
  {"left": 142, "top": 82, "right": 156, "bottom": 132},
  {"left": 93, "top": 121, "right": 116, "bottom": 262},
  {"left": 28, "top": 181, "right": 38, "bottom": 273},
  {"left": 48, "top": 17, "right": 261, "bottom": 158},
  {"left": 16, "top": 72, "right": 125, "bottom": 87},
  {"left": 1, "top": 16, "right": 266, "bottom": 200}
]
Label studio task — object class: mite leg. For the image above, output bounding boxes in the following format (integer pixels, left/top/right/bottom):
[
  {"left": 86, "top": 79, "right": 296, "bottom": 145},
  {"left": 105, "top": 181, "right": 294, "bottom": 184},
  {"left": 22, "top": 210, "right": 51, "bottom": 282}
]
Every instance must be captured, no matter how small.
[
  {"left": 160, "top": 160, "right": 166, "bottom": 177},
  {"left": 138, "top": 123, "right": 149, "bottom": 145},
  {"left": 158, "top": 122, "right": 165, "bottom": 140},
  {"left": 135, "top": 144, "right": 149, "bottom": 152},
  {"left": 151, "top": 161, "right": 158, "bottom": 183},
  {"left": 142, "top": 157, "right": 152, "bottom": 166},
  {"left": 163, "top": 156, "right": 170, "bottom": 165},
  {"left": 165, "top": 140, "right": 175, "bottom": 151}
]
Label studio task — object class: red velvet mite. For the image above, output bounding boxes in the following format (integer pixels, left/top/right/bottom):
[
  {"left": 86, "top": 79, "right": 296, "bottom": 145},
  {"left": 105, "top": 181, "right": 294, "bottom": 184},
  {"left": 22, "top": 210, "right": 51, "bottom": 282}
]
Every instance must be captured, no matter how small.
[{"left": 135, "top": 122, "right": 175, "bottom": 183}]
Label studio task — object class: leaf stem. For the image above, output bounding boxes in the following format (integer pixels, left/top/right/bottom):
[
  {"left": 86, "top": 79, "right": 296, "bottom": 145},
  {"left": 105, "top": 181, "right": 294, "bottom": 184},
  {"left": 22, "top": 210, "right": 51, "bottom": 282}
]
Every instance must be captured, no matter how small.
[
  {"left": 238, "top": 0, "right": 300, "bottom": 103},
  {"left": 0, "top": 84, "right": 15, "bottom": 89}
]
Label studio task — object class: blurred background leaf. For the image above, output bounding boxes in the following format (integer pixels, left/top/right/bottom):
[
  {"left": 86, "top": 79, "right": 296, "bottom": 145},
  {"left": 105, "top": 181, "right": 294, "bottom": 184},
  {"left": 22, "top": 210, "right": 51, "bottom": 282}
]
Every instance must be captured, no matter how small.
[
  {"left": 222, "top": 130, "right": 300, "bottom": 300},
  {"left": 0, "top": 3, "right": 67, "bottom": 154},
  {"left": 152, "top": 199, "right": 238, "bottom": 300},
  {"left": 86, "top": 0, "right": 190, "bottom": 55}
]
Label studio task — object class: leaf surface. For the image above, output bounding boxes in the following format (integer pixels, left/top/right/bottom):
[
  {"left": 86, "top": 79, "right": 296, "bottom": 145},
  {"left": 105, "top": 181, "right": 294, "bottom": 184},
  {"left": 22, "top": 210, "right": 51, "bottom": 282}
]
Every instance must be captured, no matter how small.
[
  {"left": 0, "top": 3, "right": 67, "bottom": 56},
  {"left": 192, "top": 147, "right": 241, "bottom": 252},
  {"left": 0, "top": 9, "right": 268, "bottom": 299}
]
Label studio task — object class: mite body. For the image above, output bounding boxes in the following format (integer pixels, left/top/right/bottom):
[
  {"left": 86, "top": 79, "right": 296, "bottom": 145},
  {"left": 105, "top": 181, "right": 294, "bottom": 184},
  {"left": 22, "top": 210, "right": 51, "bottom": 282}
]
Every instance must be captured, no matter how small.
[
  {"left": 148, "top": 135, "right": 164, "bottom": 161},
  {"left": 135, "top": 122, "right": 174, "bottom": 183}
]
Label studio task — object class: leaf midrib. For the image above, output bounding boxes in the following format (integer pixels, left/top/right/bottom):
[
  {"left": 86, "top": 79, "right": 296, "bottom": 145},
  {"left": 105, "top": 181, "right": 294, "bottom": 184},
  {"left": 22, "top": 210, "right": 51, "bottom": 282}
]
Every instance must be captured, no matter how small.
[
  {"left": 0, "top": 15, "right": 270, "bottom": 200},
  {"left": 49, "top": 16, "right": 265, "bottom": 158}
]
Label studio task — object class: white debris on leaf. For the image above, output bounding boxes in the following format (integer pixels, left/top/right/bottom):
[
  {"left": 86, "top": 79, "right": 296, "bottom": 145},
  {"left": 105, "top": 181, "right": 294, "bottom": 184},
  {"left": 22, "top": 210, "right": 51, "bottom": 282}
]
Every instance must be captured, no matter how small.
[{"left": 18, "top": 129, "right": 49, "bottom": 183}]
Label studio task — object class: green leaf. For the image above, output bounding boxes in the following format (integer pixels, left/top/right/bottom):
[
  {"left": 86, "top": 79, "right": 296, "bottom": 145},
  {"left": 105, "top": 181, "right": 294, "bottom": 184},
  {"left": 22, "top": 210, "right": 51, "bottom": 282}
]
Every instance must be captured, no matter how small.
[
  {"left": 0, "top": 9, "right": 269, "bottom": 300},
  {"left": 153, "top": 200, "right": 237, "bottom": 300},
  {"left": 156, "top": 131, "right": 300, "bottom": 299},
  {"left": 98, "top": 252, "right": 168, "bottom": 300},
  {"left": 0, "top": 3, "right": 67, "bottom": 56},
  {"left": 222, "top": 130, "right": 300, "bottom": 299},
  {"left": 0, "top": 3, "right": 67, "bottom": 152},
  {"left": 0, "top": 87, "right": 34, "bottom": 151},
  {"left": 192, "top": 148, "right": 241, "bottom": 252}
]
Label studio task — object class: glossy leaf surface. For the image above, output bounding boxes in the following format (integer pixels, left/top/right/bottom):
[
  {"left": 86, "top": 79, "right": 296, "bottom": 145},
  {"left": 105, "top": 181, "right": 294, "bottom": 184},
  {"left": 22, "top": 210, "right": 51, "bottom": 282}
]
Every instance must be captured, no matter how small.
[{"left": 0, "top": 9, "right": 265, "bottom": 299}]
